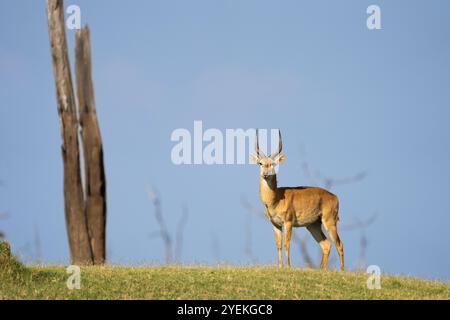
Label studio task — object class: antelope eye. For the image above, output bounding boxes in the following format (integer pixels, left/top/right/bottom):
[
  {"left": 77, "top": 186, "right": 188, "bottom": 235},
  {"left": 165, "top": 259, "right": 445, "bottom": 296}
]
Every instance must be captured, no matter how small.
[{"left": 258, "top": 161, "right": 263, "bottom": 166}]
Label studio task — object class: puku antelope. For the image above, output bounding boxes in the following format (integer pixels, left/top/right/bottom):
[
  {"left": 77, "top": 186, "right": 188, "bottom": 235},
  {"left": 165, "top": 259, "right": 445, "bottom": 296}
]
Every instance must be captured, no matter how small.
[{"left": 250, "top": 130, "right": 344, "bottom": 270}]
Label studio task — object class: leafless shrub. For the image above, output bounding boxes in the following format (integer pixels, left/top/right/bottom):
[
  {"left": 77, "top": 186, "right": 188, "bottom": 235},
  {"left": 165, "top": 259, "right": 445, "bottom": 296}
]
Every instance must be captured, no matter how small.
[
  {"left": 146, "top": 185, "right": 189, "bottom": 264},
  {"left": 175, "top": 204, "right": 189, "bottom": 262},
  {"left": 341, "top": 213, "right": 377, "bottom": 269},
  {"left": 147, "top": 186, "right": 173, "bottom": 263}
]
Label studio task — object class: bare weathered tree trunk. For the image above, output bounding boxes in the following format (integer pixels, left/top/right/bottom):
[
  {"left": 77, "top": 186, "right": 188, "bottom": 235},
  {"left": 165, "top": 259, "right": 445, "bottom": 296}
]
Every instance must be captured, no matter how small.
[
  {"left": 47, "top": 0, "right": 93, "bottom": 265},
  {"left": 47, "top": 0, "right": 106, "bottom": 265},
  {"left": 75, "top": 27, "right": 107, "bottom": 265}
]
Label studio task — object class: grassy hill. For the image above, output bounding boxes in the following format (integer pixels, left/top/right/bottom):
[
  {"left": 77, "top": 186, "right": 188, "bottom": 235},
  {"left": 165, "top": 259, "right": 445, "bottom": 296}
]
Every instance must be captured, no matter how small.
[
  {"left": 1, "top": 241, "right": 449, "bottom": 300},
  {"left": 1, "top": 260, "right": 449, "bottom": 299}
]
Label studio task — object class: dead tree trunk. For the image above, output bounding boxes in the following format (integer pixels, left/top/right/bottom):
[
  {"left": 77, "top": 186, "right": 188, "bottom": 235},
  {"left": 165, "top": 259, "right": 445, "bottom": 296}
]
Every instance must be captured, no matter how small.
[
  {"left": 47, "top": 0, "right": 93, "bottom": 265},
  {"left": 47, "top": 0, "right": 106, "bottom": 265},
  {"left": 75, "top": 27, "right": 107, "bottom": 265}
]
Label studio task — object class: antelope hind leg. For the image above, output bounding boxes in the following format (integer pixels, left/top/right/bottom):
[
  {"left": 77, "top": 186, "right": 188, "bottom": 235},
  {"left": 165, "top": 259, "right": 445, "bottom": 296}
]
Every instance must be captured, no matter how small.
[
  {"left": 322, "top": 219, "right": 344, "bottom": 271},
  {"left": 306, "top": 220, "right": 331, "bottom": 269}
]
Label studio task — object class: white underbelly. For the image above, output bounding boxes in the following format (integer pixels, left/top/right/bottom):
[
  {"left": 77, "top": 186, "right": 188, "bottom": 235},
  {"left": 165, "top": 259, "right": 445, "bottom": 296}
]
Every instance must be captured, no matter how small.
[
  {"left": 265, "top": 209, "right": 320, "bottom": 228},
  {"left": 293, "top": 215, "right": 320, "bottom": 227}
]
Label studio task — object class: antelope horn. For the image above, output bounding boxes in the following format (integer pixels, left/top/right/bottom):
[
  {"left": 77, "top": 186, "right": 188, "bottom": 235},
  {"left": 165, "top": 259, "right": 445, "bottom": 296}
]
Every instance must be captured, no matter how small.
[
  {"left": 255, "top": 129, "right": 266, "bottom": 157},
  {"left": 271, "top": 130, "right": 282, "bottom": 158}
]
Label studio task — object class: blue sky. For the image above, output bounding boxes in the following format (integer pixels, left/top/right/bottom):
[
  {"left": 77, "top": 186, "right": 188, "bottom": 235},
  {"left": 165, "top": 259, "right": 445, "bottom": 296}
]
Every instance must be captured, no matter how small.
[{"left": 1, "top": 0, "right": 449, "bottom": 280}]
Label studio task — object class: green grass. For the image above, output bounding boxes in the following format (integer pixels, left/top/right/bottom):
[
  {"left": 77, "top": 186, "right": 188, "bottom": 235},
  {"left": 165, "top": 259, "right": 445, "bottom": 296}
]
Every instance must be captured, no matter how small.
[{"left": 1, "top": 262, "right": 449, "bottom": 300}]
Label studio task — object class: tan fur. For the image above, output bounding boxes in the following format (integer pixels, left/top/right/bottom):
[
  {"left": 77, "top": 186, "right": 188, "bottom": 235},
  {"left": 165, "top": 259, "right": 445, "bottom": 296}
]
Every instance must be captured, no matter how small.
[{"left": 251, "top": 131, "right": 344, "bottom": 270}]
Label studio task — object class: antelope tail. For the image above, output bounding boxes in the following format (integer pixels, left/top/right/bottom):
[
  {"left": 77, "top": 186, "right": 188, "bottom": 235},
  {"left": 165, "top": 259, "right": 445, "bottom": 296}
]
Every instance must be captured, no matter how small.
[{"left": 334, "top": 201, "right": 340, "bottom": 223}]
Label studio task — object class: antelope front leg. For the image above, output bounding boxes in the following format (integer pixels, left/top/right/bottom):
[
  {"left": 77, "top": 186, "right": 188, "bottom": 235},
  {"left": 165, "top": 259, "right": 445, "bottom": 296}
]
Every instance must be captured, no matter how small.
[
  {"left": 283, "top": 222, "right": 293, "bottom": 267},
  {"left": 273, "top": 226, "right": 282, "bottom": 268}
]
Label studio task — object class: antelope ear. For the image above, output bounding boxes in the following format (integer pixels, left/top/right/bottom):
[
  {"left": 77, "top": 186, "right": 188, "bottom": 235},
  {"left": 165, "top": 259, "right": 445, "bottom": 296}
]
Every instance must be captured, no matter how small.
[
  {"left": 273, "top": 153, "right": 285, "bottom": 164},
  {"left": 249, "top": 153, "right": 259, "bottom": 164}
]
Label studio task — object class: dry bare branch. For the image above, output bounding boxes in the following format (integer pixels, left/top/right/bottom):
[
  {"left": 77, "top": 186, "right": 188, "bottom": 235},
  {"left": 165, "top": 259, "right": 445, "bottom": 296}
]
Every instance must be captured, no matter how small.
[
  {"left": 341, "top": 213, "right": 377, "bottom": 231},
  {"left": 341, "top": 213, "right": 377, "bottom": 269},
  {"left": 175, "top": 204, "right": 189, "bottom": 262},
  {"left": 299, "top": 145, "right": 366, "bottom": 190},
  {"left": 292, "top": 231, "right": 315, "bottom": 268},
  {"left": 316, "top": 171, "right": 367, "bottom": 190},
  {"left": 146, "top": 185, "right": 173, "bottom": 264}
]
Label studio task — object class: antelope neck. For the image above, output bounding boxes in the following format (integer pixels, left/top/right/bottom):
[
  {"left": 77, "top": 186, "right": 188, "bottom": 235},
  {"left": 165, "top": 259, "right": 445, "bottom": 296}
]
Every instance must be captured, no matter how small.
[{"left": 259, "top": 175, "right": 278, "bottom": 207}]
